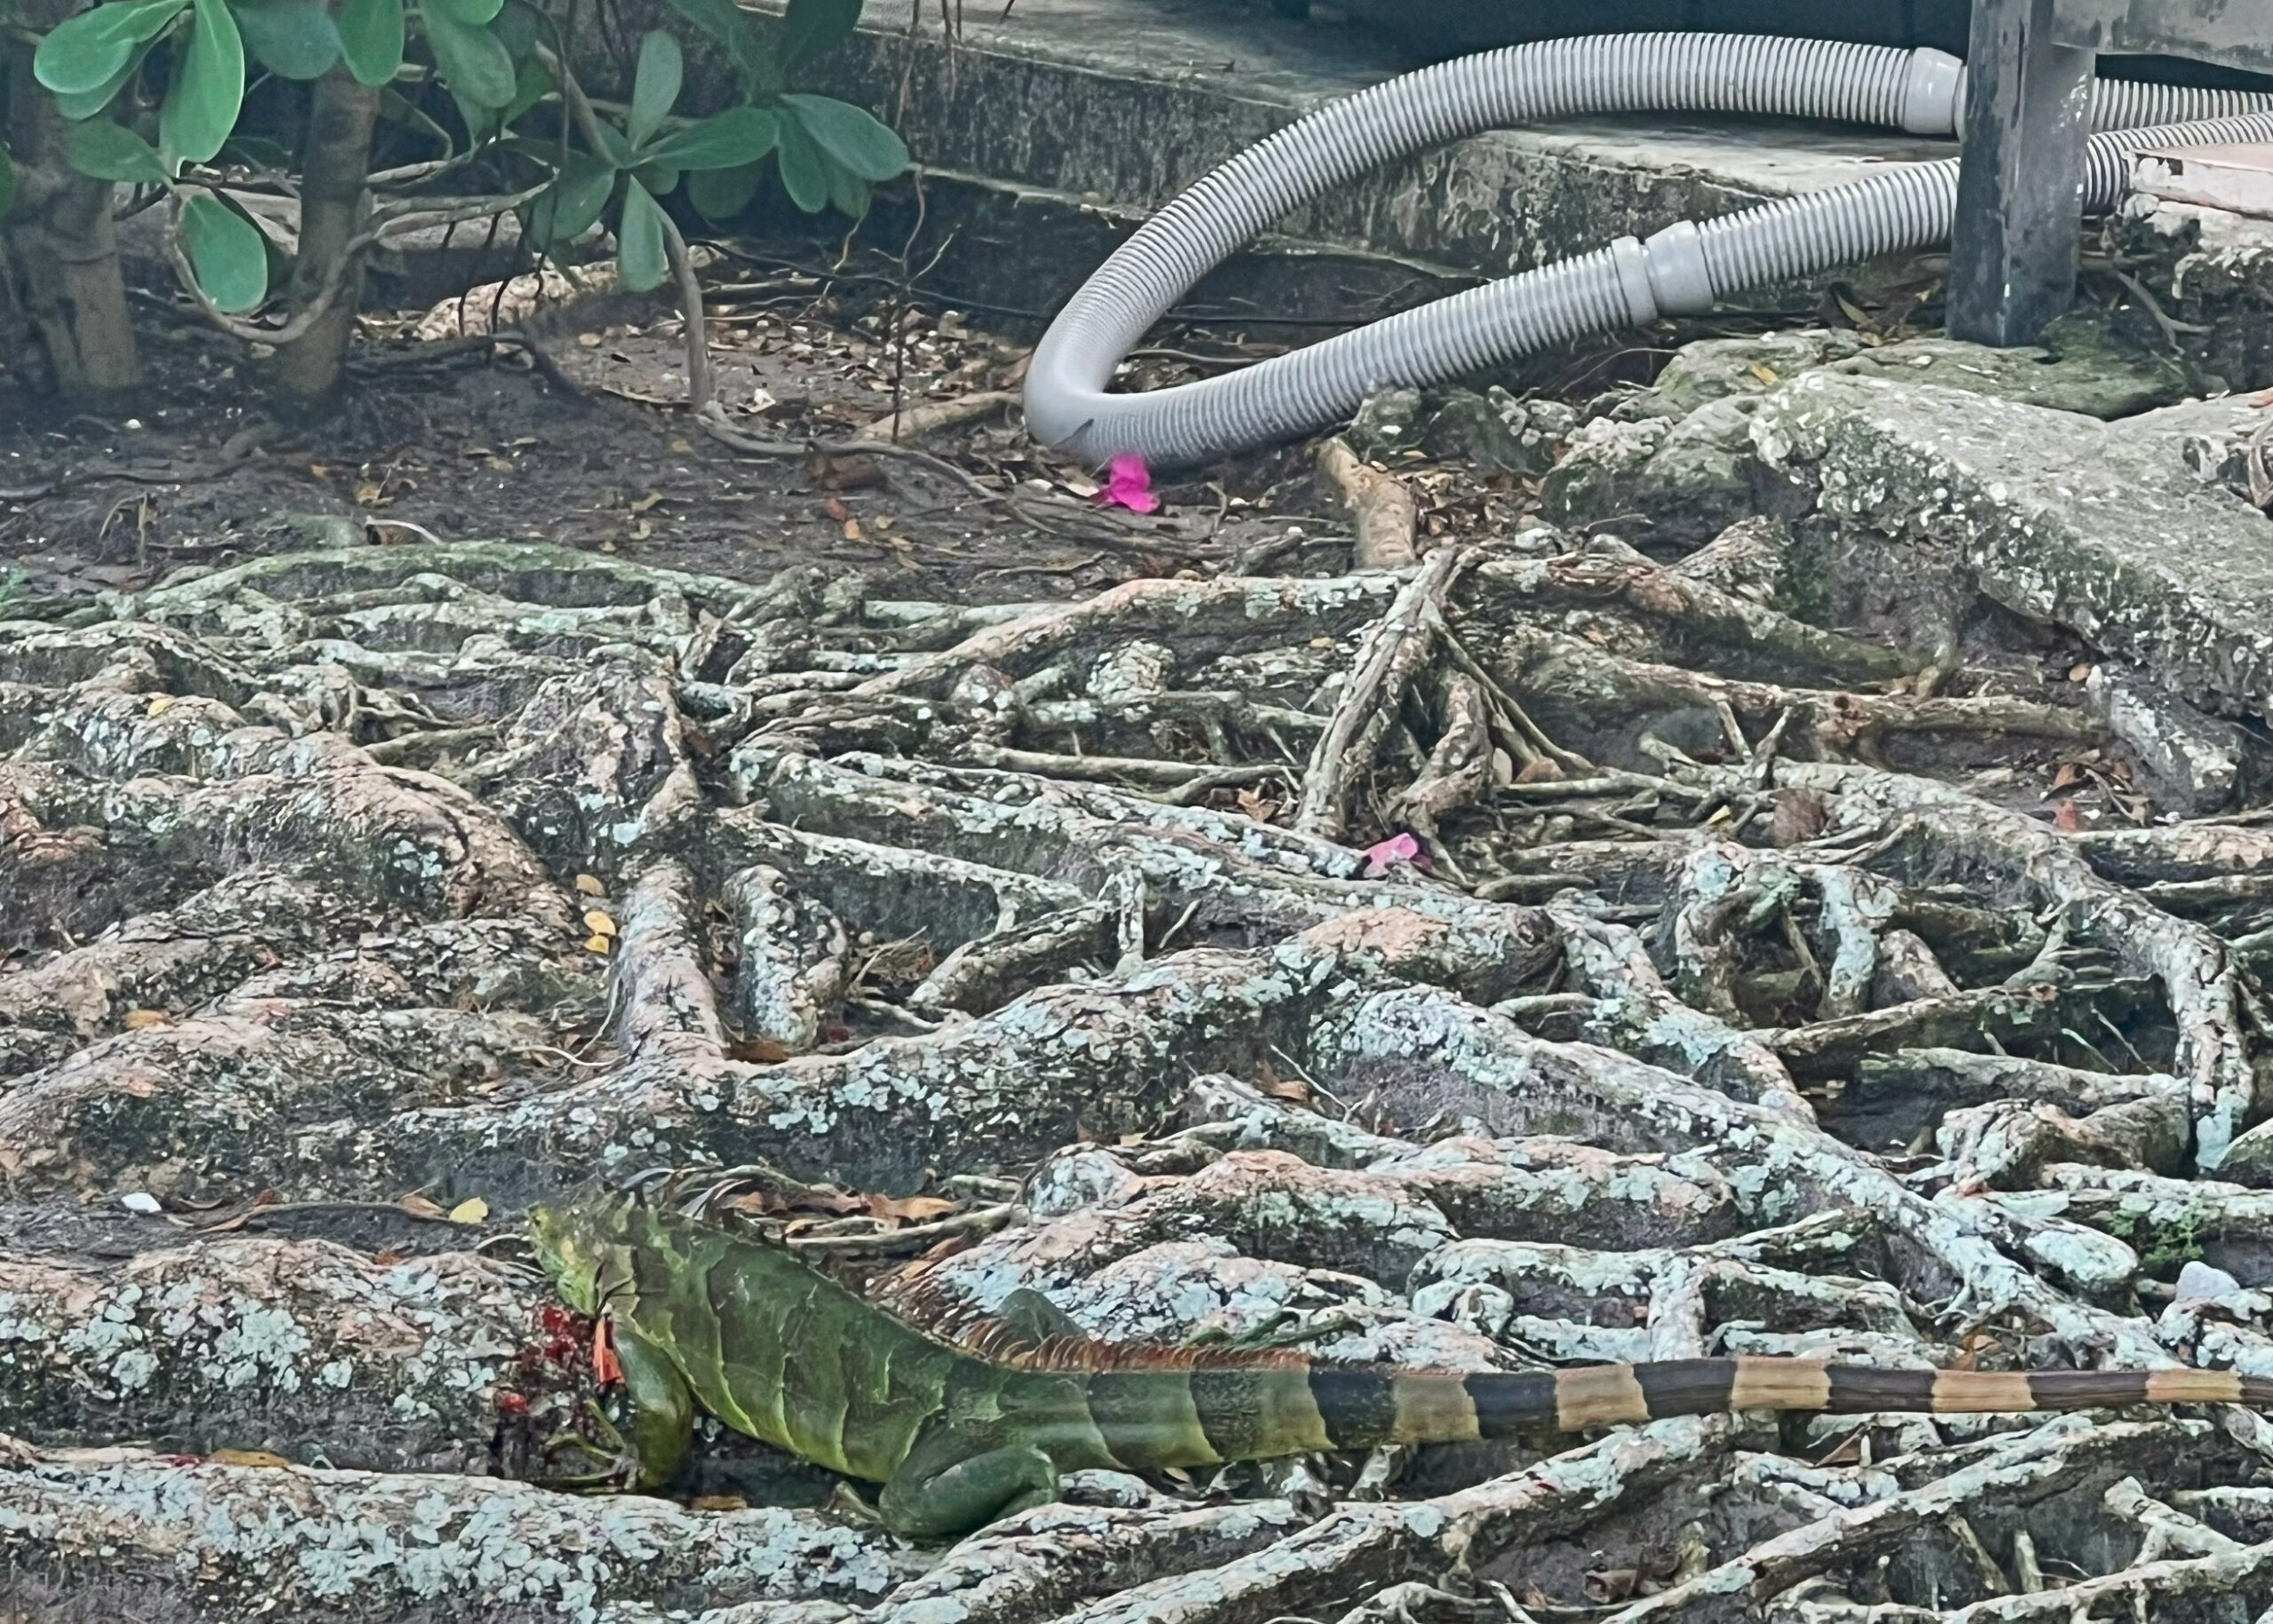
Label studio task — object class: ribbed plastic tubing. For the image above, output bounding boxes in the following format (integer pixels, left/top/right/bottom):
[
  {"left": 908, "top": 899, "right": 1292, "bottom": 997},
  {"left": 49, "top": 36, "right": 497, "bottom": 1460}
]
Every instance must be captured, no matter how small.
[{"left": 1022, "top": 33, "right": 2273, "bottom": 465}]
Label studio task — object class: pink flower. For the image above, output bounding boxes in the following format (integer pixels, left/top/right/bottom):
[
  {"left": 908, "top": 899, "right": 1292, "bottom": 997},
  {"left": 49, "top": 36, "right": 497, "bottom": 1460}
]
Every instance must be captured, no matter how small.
[
  {"left": 1096, "top": 452, "right": 1160, "bottom": 514},
  {"left": 1362, "top": 831, "right": 1422, "bottom": 878}
]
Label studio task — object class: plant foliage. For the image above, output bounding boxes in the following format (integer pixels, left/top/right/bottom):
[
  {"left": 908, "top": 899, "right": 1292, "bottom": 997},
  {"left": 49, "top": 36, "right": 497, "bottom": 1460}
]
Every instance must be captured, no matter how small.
[{"left": 27, "top": 0, "right": 906, "bottom": 313}]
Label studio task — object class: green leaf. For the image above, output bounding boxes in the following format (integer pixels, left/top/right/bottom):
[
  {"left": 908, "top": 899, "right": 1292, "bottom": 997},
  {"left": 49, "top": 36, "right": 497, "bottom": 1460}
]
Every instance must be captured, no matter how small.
[
  {"left": 663, "top": 0, "right": 770, "bottom": 90},
  {"left": 781, "top": 0, "right": 859, "bottom": 69},
  {"left": 423, "top": 0, "right": 502, "bottom": 28},
  {"left": 490, "top": 0, "right": 539, "bottom": 59},
  {"left": 825, "top": 155, "right": 868, "bottom": 220},
  {"left": 234, "top": 0, "right": 341, "bottom": 79},
  {"left": 641, "top": 104, "right": 774, "bottom": 170},
  {"left": 589, "top": 115, "right": 632, "bottom": 169},
  {"left": 67, "top": 116, "right": 170, "bottom": 183},
  {"left": 523, "top": 151, "right": 614, "bottom": 246},
  {"left": 179, "top": 191, "right": 268, "bottom": 311},
  {"left": 634, "top": 162, "right": 680, "bottom": 196},
  {"left": 780, "top": 93, "right": 902, "bottom": 182},
  {"left": 336, "top": 0, "right": 404, "bottom": 84},
  {"left": 614, "top": 176, "right": 668, "bottom": 293},
  {"left": 34, "top": 0, "right": 186, "bottom": 96},
  {"left": 627, "top": 29, "right": 681, "bottom": 148},
  {"left": 452, "top": 88, "right": 500, "bottom": 140},
  {"left": 500, "top": 53, "right": 552, "bottom": 123},
  {"left": 685, "top": 158, "right": 761, "bottom": 221},
  {"left": 160, "top": 0, "right": 245, "bottom": 167},
  {"left": 420, "top": 2, "right": 514, "bottom": 107},
  {"left": 772, "top": 105, "right": 825, "bottom": 211},
  {"left": 52, "top": 48, "right": 152, "bottom": 119}
]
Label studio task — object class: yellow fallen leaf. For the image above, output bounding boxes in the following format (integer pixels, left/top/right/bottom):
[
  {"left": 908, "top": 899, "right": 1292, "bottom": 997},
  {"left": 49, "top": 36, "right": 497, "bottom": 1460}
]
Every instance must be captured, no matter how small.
[
  {"left": 1747, "top": 362, "right": 1778, "bottom": 384},
  {"left": 630, "top": 492, "right": 663, "bottom": 513},
  {"left": 354, "top": 482, "right": 389, "bottom": 506},
  {"left": 447, "top": 1196, "right": 489, "bottom": 1225},
  {"left": 574, "top": 874, "right": 607, "bottom": 897},
  {"left": 585, "top": 935, "right": 613, "bottom": 954},
  {"left": 145, "top": 694, "right": 175, "bottom": 717},
  {"left": 583, "top": 910, "right": 616, "bottom": 937},
  {"left": 121, "top": 1009, "right": 170, "bottom": 1030},
  {"left": 209, "top": 1448, "right": 294, "bottom": 1469},
  {"left": 398, "top": 1193, "right": 447, "bottom": 1219}
]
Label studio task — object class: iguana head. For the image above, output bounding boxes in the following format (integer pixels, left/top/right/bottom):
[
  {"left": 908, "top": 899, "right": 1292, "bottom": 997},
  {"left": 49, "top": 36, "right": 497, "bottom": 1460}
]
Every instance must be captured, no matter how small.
[{"left": 528, "top": 1189, "right": 636, "bottom": 1315}]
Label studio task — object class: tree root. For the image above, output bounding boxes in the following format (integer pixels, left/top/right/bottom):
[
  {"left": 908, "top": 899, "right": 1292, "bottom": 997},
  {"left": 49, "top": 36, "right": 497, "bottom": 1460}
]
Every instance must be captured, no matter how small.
[
  {"left": 4, "top": 530, "right": 2271, "bottom": 1622},
  {"left": 0, "top": 1443, "right": 921, "bottom": 1620}
]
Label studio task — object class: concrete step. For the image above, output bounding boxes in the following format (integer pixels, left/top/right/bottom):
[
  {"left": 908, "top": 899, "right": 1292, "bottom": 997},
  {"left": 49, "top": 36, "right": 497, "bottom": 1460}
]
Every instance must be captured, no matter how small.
[{"left": 780, "top": 0, "right": 1952, "bottom": 283}]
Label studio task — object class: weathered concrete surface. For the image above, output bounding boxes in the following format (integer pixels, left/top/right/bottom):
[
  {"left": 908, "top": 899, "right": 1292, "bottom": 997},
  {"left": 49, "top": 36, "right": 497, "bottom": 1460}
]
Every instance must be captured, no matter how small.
[
  {"left": 1752, "top": 372, "right": 2273, "bottom": 715},
  {"left": 1824, "top": 314, "right": 2196, "bottom": 420},
  {"left": 1538, "top": 316, "right": 2197, "bottom": 544},
  {"left": 766, "top": 0, "right": 1952, "bottom": 281}
]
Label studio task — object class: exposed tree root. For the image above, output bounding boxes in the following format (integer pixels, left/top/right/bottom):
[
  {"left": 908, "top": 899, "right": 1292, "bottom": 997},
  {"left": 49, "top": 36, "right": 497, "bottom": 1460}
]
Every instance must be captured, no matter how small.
[{"left": 4, "top": 526, "right": 2273, "bottom": 1622}]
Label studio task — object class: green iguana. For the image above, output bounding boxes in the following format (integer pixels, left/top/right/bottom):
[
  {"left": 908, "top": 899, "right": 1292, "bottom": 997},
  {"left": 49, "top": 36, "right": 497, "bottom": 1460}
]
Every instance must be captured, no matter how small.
[{"left": 530, "top": 1190, "right": 2269, "bottom": 1540}]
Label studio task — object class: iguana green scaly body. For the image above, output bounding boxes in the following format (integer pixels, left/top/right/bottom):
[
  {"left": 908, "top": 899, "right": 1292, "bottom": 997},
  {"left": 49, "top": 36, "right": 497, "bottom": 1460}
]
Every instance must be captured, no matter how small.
[{"left": 531, "top": 1192, "right": 2269, "bottom": 1540}]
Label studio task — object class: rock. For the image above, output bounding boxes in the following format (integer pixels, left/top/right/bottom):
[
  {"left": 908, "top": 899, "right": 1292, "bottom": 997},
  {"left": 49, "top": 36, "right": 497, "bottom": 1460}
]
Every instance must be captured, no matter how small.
[
  {"left": 1422, "top": 386, "right": 1567, "bottom": 475},
  {"left": 1825, "top": 313, "right": 2193, "bottom": 422},
  {"left": 2175, "top": 1259, "right": 2245, "bottom": 1303},
  {"left": 1617, "top": 329, "right": 1865, "bottom": 421},
  {"left": 1540, "top": 397, "right": 1759, "bottom": 543},
  {"left": 1344, "top": 387, "right": 1426, "bottom": 461},
  {"left": 2210, "top": 1115, "right": 2273, "bottom": 1188},
  {"left": 1751, "top": 372, "right": 2273, "bottom": 717},
  {"left": 2087, "top": 662, "right": 2253, "bottom": 816},
  {"left": 1675, "top": 515, "right": 1797, "bottom": 607}
]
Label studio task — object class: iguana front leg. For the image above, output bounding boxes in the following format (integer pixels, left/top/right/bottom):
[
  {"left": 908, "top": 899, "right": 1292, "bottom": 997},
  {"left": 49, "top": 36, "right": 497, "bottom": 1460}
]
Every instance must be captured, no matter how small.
[
  {"left": 878, "top": 1427, "right": 1061, "bottom": 1541},
  {"left": 611, "top": 1320, "right": 696, "bottom": 1490},
  {"left": 548, "top": 1319, "right": 695, "bottom": 1492}
]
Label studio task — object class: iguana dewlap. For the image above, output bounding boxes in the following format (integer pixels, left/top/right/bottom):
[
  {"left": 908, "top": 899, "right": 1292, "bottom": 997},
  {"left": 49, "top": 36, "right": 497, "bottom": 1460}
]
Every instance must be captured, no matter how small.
[{"left": 530, "top": 1192, "right": 2264, "bottom": 1540}]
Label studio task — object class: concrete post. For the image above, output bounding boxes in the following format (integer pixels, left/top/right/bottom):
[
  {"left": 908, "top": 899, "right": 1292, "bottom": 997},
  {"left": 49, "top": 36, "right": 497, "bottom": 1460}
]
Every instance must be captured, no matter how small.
[{"left": 1948, "top": 0, "right": 2096, "bottom": 345}]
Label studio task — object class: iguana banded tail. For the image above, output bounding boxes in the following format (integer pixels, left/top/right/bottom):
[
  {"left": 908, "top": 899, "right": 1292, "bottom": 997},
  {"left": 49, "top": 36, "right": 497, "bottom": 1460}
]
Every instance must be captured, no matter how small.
[{"left": 530, "top": 1192, "right": 2268, "bottom": 1540}]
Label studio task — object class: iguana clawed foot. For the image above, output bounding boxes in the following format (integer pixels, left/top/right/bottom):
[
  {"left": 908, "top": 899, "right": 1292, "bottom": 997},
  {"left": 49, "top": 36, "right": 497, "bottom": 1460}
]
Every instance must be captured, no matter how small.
[{"left": 539, "top": 1398, "right": 644, "bottom": 1490}]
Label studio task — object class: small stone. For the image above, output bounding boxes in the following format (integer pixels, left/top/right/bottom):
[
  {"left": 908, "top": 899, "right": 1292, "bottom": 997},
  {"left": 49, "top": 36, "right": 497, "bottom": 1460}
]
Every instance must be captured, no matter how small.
[
  {"left": 120, "top": 1192, "right": 162, "bottom": 1215},
  {"left": 2176, "top": 1259, "right": 2244, "bottom": 1302},
  {"left": 1344, "top": 387, "right": 1425, "bottom": 462},
  {"left": 1619, "top": 329, "right": 1865, "bottom": 421},
  {"left": 1421, "top": 386, "right": 1564, "bottom": 476}
]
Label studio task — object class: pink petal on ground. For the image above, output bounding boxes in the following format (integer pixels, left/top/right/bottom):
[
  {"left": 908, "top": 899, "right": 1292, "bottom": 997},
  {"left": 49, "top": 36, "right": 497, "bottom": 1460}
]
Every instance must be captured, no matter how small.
[
  {"left": 1097, "top": 452, "right": 1161, "bottom": 513},
  {"left": 1362, "top": 831, "right": 1422, "bottom": 878}
]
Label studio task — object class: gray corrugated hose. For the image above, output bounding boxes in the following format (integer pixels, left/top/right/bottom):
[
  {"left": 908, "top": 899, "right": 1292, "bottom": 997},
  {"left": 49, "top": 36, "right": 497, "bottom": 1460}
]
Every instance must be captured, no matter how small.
[{"left": 1022, "top": 32, "right": 2273, "bottom": 467}]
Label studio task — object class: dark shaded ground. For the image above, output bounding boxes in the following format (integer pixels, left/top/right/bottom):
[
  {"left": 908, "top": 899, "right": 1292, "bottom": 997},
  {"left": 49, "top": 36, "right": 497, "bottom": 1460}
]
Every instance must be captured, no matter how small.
[{"left": 0, "top": 256, "right": 1350, "bottom": 616}]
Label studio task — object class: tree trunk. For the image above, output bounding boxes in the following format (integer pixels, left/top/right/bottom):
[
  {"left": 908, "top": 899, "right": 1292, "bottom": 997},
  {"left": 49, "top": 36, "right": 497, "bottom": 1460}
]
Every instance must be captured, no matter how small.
[
  {"left": 1, "top": 18, "right": 139, "bottom": 393},
  {"left": 273, "top": 68, "right": 379, "bottom": 405}
]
